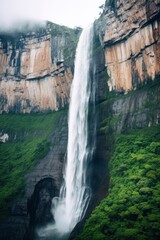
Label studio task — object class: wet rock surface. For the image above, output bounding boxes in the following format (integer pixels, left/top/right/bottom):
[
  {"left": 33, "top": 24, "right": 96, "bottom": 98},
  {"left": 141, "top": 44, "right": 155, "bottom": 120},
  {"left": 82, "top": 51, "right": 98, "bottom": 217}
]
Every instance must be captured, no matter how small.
[
  {"left": 0, "top": 113, "right": 68, "bottom": 240},
  {"left": 96, "top": 0, "right": 160, "bottom": 91},
  {"left": 26, "top": 178, "right": 58, "bottom": 239},
  {"left": 0, "top": 24, "right": 73, "bottom": 113}
]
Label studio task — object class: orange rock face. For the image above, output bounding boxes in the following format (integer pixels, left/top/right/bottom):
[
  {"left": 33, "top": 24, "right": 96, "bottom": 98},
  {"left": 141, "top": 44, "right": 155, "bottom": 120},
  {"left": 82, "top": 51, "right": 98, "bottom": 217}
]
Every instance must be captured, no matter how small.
[
  {"left": 21, "top": 39, "right": 52, "bottom": 79},
  {"left": 99, "top": 0, "right": 160, "bottom": 91},
  {"left": 0, "top": 31, "right": 73, "bottom": 113}
]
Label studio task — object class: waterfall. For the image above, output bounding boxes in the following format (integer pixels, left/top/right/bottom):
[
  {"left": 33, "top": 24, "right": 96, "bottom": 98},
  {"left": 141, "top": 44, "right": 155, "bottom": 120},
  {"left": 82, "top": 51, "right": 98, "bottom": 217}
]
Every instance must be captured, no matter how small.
[{"left": 38, "top": 23, "right": 95, "bottom": 239}]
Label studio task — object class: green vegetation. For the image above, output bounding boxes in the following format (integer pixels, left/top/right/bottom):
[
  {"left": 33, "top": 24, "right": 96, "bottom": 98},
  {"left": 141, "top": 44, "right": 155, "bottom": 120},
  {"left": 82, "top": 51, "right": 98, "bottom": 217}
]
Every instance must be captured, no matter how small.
[
  {"left": 47, "top": 21, "right": 81, "bottom": 37},
  {"left": 77, "top": 125, "right": 160, "bottom": 240},
  {"left": 100, "top": 75, "right": 160, "bottom": 110},
  {"left": 63, "top": 27, "right": 81, "bottom": 67},
  {"left": 0, "top": 111, "right": 64, "bottom": 221},
  {"left": 47, "top": 21, "right": 81, "bottom": 67}
]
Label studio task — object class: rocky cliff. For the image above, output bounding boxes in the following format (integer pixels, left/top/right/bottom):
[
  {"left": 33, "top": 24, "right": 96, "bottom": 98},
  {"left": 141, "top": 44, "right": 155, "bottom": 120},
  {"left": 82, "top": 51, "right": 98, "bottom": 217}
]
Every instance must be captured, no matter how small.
[
  {"left": 0, "top": 111, "right": 68, "bottom": 240},
  {"left": 0, "top": 22, "right": 80, "bottom": 113},
  {"left": 0, "top": 1, "right": 160, "bottom": 239},
  {"left": 70, "top": 1, "right": 160, "bottom": 236},
  {"left": 96, "top": 0, "right": 160, "bottom": 91}
]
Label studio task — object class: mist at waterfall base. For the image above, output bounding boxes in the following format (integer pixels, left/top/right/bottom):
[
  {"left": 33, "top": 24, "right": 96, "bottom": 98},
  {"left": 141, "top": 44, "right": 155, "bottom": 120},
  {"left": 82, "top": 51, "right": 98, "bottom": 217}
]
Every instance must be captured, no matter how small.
[{"left": 37, "top": 23, "right": 95, "bottom": 239}]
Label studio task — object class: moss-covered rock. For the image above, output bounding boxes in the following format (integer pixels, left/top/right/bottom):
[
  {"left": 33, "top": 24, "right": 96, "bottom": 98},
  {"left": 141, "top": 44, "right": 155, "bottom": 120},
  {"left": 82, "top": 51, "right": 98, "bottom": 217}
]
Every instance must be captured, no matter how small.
[{"left": 0, "top": 111, "right": 64, "bottom": 221}]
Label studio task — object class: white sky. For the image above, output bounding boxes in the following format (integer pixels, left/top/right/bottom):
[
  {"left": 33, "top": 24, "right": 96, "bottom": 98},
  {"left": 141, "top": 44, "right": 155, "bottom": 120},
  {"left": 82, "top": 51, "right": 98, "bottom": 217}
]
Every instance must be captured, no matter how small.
[{"left": 0, "top": 0, "right": 105, "bottom": 29}]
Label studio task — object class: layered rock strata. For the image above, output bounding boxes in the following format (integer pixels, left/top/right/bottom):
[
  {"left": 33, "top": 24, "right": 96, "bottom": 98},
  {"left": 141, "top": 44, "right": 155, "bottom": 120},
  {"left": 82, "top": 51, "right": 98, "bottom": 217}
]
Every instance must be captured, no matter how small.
[
  {"left": 0, "top": 23, "right": 77, "bottom": 113},
  {"left": 97, "top": 0, "right": 160, "bottom": 91}
]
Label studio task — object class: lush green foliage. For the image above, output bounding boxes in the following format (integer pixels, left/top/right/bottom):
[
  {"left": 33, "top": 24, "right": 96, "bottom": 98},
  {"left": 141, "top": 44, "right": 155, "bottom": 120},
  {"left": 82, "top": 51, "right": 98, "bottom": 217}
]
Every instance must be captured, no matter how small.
[
  {"left": 0, "top": 111, "right": 64, "bottom": 221},
  {"left": 77, "top": 125, "right": 160, "bottom": 240},
  {"left": 47, "top": 21, "right": 81, "bottom": 67},
  {"left": 63, "top": 28, "right": 81, "bottom": 67}
]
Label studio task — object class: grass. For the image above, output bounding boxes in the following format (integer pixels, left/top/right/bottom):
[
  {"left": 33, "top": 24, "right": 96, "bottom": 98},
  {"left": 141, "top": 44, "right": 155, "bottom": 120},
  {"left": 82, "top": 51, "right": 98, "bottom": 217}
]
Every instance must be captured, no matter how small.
[
  {"left": 0, "top": 110, "right": 65, "bottom": 221},
  {"left": 77, "top": 125, "right": 160, "bottom": 240}
]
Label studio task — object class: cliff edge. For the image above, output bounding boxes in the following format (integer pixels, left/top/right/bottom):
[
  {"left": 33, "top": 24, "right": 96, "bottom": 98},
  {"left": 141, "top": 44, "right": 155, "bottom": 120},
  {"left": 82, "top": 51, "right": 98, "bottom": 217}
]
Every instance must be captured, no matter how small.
[{"left": 0, "top": 22, "right": 80, "bottom": 113}]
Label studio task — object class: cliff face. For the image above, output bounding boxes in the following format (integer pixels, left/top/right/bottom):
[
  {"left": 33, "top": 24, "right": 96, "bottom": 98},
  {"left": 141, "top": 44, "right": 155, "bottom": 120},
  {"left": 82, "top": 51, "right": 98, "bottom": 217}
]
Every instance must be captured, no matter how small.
[
  {"left": 96, "top": 0, "right": 160, "bottom": 91},
  {"left": 0, "top": 112, "right": 68, "bottom": 240},
  {"left": 0, "top": 1, "right": 160, "bottom": 239},
  {"left": 0, "top": 23, "right": 79, "bottom": 113},
  {"left": 73, "top": 2, "right": 160, "bottom": 237}
]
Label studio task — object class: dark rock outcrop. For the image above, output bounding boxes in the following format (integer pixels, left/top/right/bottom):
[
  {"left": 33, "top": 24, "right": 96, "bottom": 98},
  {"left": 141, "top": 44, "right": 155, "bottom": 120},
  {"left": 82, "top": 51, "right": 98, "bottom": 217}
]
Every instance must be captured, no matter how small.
[
  {"left": 25, "top": 113, "right": 68, "bottom": 197},
  {"left": 26, "top": 178, "right": 58, "bottom": 239},
  {"left": 99, "top": 80, "right": 160, "bottom": 133},
  {"left": 69, "top": 2, "right": 160, "bottom": 234},
  {"left": 0, "top": 1, "right": 160, "bottom": 240},
  {"left": 0, "top": 113, "right": 68, "bottom": 240}
]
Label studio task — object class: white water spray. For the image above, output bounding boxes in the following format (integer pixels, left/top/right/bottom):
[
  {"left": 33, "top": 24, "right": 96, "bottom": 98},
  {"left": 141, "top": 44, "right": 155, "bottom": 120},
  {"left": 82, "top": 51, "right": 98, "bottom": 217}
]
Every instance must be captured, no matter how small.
[{"left": 38, "top": 23, "right": 94, "bottom": 239}]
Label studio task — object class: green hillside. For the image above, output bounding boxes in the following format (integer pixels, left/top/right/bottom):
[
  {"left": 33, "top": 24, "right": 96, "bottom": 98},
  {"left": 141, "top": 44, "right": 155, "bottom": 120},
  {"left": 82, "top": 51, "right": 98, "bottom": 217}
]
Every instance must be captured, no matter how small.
[
  {"left": 0, "top": 111, "right": 64, "bottom": 221},
  {"left": 77, "top": 125, "right": 160, "bottom": 240}
]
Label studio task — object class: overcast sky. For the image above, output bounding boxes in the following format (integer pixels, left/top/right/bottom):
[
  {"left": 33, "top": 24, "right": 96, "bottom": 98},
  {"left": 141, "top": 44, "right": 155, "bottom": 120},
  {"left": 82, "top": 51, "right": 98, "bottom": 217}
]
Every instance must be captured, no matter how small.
[{"left": 0, "top": 0, "right": 105, "bottom": 30}]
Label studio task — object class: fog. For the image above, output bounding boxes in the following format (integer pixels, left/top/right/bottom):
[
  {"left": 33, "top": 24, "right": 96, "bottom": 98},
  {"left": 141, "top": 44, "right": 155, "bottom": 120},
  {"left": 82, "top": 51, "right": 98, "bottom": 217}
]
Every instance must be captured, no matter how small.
[{"left": 0, "top": 0, "right": 104, "bottom": 31}]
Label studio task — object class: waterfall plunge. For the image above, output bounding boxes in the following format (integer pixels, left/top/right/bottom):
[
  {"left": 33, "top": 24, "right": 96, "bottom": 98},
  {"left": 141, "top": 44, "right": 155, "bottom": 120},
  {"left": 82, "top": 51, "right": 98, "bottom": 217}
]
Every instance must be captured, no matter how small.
[{"left": 38, "top": 23, "right": 95, "bottom": 239}]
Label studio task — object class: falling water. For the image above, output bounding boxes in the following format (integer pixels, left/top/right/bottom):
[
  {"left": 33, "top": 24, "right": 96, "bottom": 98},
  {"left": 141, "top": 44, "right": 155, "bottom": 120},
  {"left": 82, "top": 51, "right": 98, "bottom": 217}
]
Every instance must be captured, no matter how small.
[{"left": 38, "top": 23, "right": 94, "bottom": 239}]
